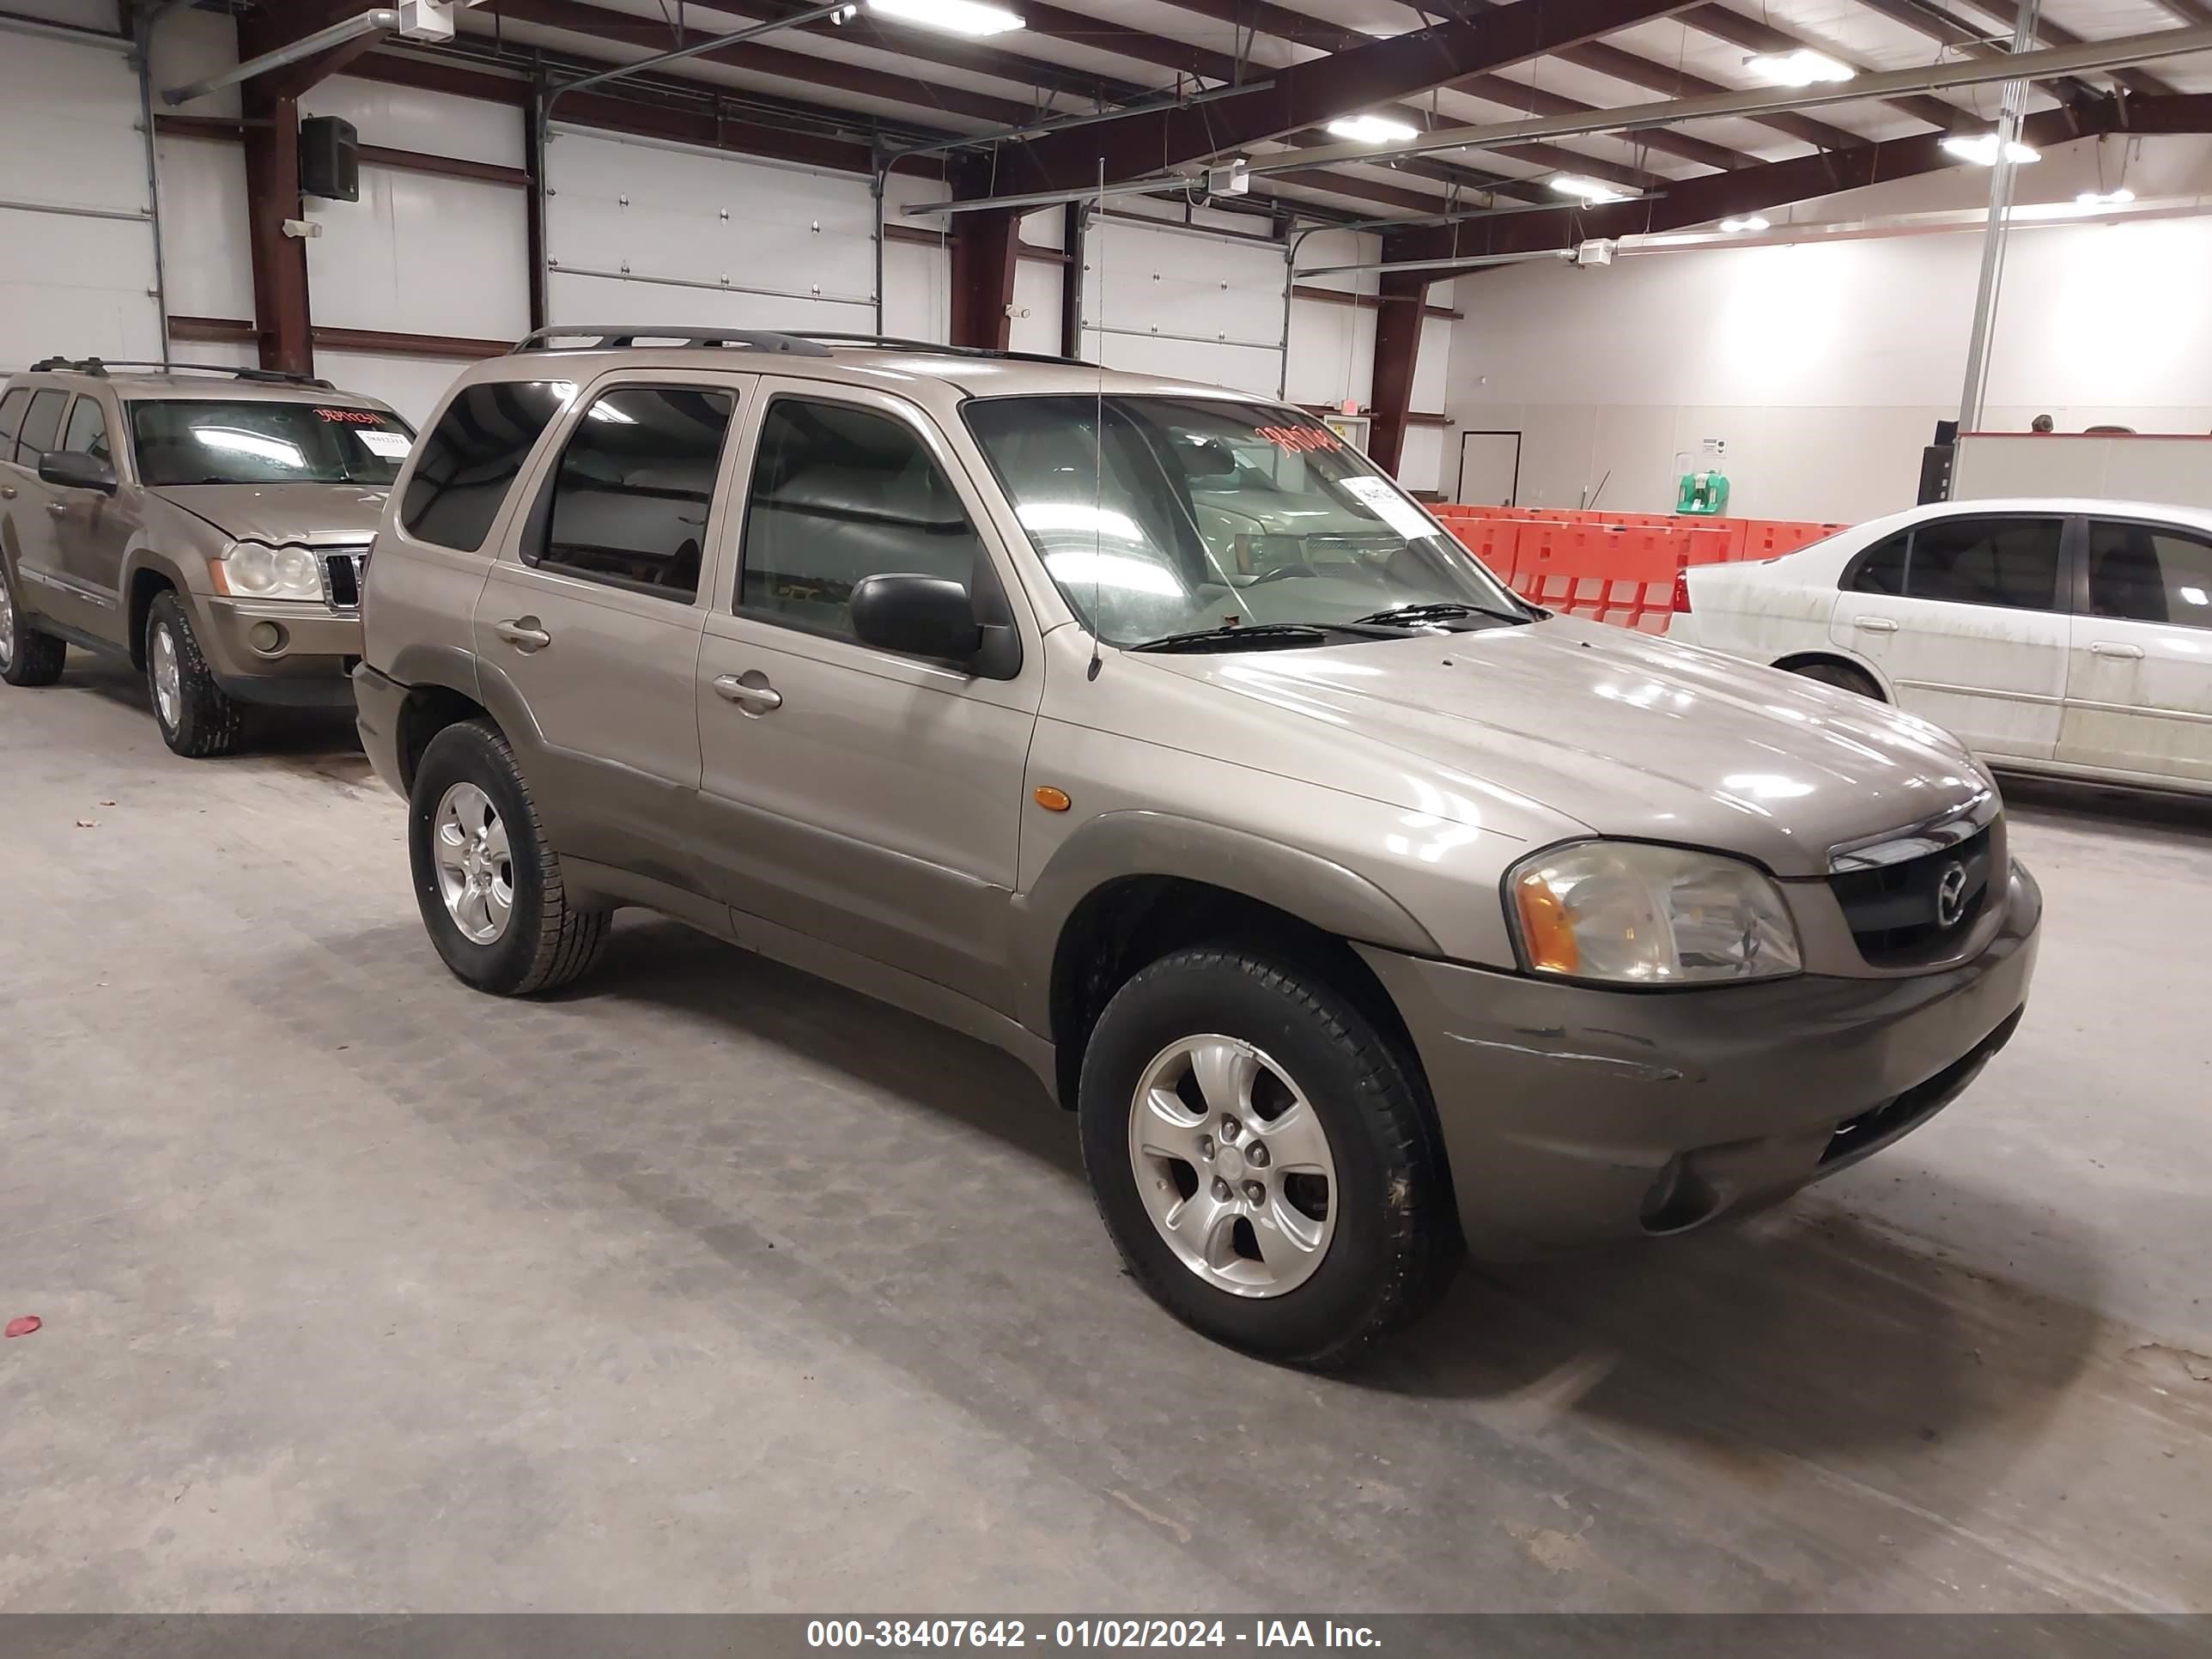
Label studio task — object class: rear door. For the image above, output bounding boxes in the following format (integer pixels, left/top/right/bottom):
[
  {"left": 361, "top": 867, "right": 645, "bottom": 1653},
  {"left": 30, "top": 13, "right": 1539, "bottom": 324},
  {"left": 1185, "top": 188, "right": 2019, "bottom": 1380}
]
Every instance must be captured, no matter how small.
[
  {"left": 472, "top": 374, "right": 746, "bottom": 890},
  {"left": 2059, "top": 515, "right": 2212, "bottom": 787},
  {"left": 1826, "top": 513, "right": 2070, "bottom": 761}
]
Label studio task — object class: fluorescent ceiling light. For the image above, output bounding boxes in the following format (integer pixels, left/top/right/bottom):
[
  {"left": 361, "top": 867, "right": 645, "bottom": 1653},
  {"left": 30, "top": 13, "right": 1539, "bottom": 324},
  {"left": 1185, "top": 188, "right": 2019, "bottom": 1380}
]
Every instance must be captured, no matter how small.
[
  {"left": 1718, "top": 215, "right": 1771, "bottom": 233},
  {"left": 1550, "top": 174, "right": 1637, "bottom": 204},
  {"left": 1745, "top": 49, "right": 1854, "bottom": 87},
  {"left": 1942, "top": 132, "right": 2039, "bottom": 166},
  {"left": 2075, "top": 187, "right": 2136, "bottom": 206},
  {"left": 1326, "top": 114, "right": 1419, "bottom": 144},
  {"left": 863, "top": 0, "right": 1023, "bottom": 36}
]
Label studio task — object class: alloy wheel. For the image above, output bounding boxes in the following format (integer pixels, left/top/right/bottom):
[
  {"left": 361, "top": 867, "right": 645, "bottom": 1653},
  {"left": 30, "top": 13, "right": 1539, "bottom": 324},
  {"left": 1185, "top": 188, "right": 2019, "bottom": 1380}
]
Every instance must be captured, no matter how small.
[
  {"left": 150, "top": 623, "right": 180, "bottom": 730},
  {"left": 0, "top": 564, "right": 15, "bottom": 670},
  {"left": 432, "top": 781, "right": 514, "bottom": 945}
]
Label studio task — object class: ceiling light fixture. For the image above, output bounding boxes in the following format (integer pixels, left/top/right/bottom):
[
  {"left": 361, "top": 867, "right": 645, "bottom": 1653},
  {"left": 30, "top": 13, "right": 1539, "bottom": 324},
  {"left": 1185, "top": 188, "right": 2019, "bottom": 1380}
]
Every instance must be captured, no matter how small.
[
  {"left": 2075, "top": 187, "right": 2136, "bottom": 206},
  {"left": 1325, "top": 114, "right": 1420, "bottom": 144},
  {"left": 1718, "top": 215, "right": 1771, "bottom": 233},
  {"left": 1942, "top": 132, "right": 2040, "bottom": 166},
  {"left": 1550, "top": 174, "right": 1637, "bottom": 204},
  {"left": 862, "top": 0, "right": 1024, "bottom": 36},
  {"left": 1744, "top": 49, "right": 1855, "bottom": 87}
]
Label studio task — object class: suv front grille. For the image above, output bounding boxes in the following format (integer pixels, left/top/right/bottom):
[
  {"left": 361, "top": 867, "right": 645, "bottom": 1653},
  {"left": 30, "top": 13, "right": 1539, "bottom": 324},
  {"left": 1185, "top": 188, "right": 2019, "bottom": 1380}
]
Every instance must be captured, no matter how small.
[
  {"left": 320, "top": 549, "right": 368, "bottom": 609},
  {"left": 1828, "top": 823, "right": 1994, "bottom": 966}
]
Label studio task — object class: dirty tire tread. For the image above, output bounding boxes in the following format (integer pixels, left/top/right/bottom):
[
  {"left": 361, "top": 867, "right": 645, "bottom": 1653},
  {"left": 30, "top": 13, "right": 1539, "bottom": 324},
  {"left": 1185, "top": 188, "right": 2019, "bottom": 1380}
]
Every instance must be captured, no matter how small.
[
  {"left": 412, "top": 718, "right": 608, "bottom": 997},
  {"left": 1079, "top": 945, "right": 1455, "bottom": 1372},
  {"left": 147, "top": 592, "right": 243, "bottom": 757},
  {"left": 1, "top": 562, "right": 68, "bottom": 687}
]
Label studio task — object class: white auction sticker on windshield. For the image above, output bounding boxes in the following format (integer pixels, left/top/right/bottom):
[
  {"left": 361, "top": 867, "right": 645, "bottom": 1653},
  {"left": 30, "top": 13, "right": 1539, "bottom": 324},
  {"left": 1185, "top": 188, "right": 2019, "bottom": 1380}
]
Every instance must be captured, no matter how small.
[
  {"left": 356, "top": 431, "right": 412, "bottom": 459},
  {"left": 1339, "top": 475, "right": 1435, "bottom": 540}
]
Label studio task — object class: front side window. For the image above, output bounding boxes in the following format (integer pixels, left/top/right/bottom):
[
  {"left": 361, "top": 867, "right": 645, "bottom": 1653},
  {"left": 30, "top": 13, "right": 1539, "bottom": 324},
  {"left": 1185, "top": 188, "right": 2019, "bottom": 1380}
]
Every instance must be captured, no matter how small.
[
  {"left": 1903, "top": 516, "right": 2064, "bottom": 611},
  {"left": 738, "top": 398, "right": 988, "bottom": 640},
  {"left": 0, "top": 387, "right": 31, "bottom": 463},
  {"left": 130, "top": 399, "right": 413, "bottom": 489},
  {"left": 538, "top": 386, "right": 736, "bottom": 603},
  {"left": 2087, "top": 520, "right": 2212, "bottom": 628},
  {"left": 963, "top": 395, "right": 1522, "bottom": 648},
  {"left": 400, "top": 380, "right": 570, "bottom": 554},
  {"left": 62, "top": 395, "right": 111, "bottom": 464},
  {"left": 18, "top": 390, "right": 67, "bottom": 465}
]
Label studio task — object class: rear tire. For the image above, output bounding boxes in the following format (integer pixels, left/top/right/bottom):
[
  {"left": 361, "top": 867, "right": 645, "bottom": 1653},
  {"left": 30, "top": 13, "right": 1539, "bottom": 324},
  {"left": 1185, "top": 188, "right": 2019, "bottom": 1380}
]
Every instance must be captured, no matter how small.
[
  {"left": 408, "top": 718, "right": 609, "bottom": 997},
  {"left": 1785, "top": 659, "right": 1884, "bottom": 701},
  {"left": 0, "top": 558, "right": 67, "bottom": 687},
  {"left": 1078, "top": 946, "right": 1456, "bottom": 1370},
  {"left": 146, "top": 592, "right": 243, "bottom": 757}
]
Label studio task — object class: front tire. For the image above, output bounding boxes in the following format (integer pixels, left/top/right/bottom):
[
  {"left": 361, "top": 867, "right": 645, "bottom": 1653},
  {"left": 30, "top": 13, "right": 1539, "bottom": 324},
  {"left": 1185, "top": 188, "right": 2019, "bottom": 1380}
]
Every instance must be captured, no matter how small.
[
  {"left": 146, "top": 592, "right": 242, "bottom": 757},
  {"left": 1078, "top": 946, "right": 1456, "bottom": 1370},
  {"left": 408, "top": 718, "right": 609, "bottom": 996},
  {"left": 0, "top": 558, "right": 67, "bottom": 687}
]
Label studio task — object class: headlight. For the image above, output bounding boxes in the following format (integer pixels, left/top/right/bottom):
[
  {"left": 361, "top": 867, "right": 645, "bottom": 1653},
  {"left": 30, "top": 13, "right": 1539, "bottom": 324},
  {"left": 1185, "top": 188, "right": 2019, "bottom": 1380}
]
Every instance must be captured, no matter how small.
[
  {"left": 1507, "top": 841, "right": 1802, "bottom": 985},
  {"left": 216, "top": 542, "right": 323, "bottom": 601}
]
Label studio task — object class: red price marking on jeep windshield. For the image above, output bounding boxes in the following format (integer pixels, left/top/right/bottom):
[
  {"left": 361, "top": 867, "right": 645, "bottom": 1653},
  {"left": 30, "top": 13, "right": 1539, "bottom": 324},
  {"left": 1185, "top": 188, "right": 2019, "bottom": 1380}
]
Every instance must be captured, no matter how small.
[
  {"left": 1255, "top": 425, "right": 1340, "bottom": 454},
  {"left": 315, "top": 408, "right": 389, "bottom": 425}
]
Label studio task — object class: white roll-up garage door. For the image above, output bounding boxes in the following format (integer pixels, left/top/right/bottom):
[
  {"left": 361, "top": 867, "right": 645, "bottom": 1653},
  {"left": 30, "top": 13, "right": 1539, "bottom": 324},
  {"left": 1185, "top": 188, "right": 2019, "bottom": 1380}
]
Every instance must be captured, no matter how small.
[
  {"left": 1080, "top": 215, "right": 1287, "bottom": 399},
  {"left": 544, "top": 125, "right": 878, "bottom": 335},
  {"left": 0, "top": 19, "right": 162, "bottom": 368}
]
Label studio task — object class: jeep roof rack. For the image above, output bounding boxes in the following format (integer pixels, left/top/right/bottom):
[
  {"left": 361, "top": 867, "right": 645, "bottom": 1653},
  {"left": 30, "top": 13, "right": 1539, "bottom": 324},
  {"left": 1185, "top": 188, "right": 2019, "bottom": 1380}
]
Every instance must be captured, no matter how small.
[
  {"left": 23, "top": 356, "right": 335, "bottom": 389},
  {"left": 794, "top": 333, "right": 1083, "bottom": 368},
  {"left": 508, "top": 326, "right": 831, "bottom": 356}
]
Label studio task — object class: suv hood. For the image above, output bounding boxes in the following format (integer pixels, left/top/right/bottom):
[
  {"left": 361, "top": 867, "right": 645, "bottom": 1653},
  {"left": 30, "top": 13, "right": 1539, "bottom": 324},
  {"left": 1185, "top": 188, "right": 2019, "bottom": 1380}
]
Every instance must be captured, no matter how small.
[
  {"left": 161, "top": 483, "right": 388, "bottom": 546},
  {"left": 1134, "top": 615, "right": 1988, "bottom": 878}
]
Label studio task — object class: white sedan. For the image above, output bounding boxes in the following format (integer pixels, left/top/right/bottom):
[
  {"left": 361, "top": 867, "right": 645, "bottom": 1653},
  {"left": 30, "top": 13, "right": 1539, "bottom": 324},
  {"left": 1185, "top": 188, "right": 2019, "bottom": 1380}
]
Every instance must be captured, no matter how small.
[{"left": 1669, "top": 497, "right": 2212, "bottom": 796}]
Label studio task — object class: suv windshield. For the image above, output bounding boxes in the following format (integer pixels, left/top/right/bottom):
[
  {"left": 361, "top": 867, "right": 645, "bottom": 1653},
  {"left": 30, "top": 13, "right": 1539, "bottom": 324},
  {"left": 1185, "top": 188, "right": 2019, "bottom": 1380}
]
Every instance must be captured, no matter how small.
[
  {"left": 129, "top": 399, "right": 414, "bottom": 488},
  {"left": 964, "top": 394, "right": 1522, "bottom": 648}
]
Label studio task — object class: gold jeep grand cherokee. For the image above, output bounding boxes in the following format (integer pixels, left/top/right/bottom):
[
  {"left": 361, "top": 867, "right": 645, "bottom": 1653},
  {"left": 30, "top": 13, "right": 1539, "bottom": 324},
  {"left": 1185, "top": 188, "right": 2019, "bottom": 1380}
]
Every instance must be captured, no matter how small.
[{"left": 0, "top": 357, "right": 412, "bottom": 756}]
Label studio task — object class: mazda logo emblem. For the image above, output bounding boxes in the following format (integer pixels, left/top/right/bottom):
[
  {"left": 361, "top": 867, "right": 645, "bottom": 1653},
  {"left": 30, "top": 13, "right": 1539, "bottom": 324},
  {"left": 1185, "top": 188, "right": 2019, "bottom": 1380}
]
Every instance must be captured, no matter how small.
[{"left": 1936, "top": 862, "right": 1970, "bottom": 928}]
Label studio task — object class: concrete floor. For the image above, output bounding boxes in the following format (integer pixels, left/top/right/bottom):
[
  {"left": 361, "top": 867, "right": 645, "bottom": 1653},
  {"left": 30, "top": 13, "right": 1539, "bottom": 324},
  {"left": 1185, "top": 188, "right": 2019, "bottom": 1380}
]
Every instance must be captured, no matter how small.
[{"left": 3, "top": 658, "right": 2209, "bottom": 1615}]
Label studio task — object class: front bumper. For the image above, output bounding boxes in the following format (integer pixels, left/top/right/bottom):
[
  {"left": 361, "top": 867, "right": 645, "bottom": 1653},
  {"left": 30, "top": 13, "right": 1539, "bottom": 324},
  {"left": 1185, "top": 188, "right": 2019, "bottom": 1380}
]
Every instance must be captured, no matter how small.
[
  {"left": 198, "top": 596, "right": 362, "bottom": 708},
  {"left": 1358, "top": 860, "right": 2041, "bottom": 1259}
]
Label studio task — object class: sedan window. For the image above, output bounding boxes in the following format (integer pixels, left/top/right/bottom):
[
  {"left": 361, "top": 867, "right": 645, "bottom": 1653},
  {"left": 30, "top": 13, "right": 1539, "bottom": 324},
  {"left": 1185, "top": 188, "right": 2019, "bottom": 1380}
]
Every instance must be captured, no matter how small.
[
  {"left": 2087, "top": 520, "right": 2212, "bottom": 629},
  {"left": 1904, "top": 517, "right": 2063, "bottom": 612},
  {"left": 1846, "top": 531, "right": 1910, "bottom": 596}
]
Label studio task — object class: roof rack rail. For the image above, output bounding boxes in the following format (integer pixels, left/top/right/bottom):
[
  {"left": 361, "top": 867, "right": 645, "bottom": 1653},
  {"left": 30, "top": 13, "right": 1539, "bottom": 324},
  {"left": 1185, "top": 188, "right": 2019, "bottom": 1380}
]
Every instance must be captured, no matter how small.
[
  {"left": 22, "top": 356, "right": 334, "bottom": 389},
  {"left": 508, "top": 326, "right": 831, "bottom": 356},
  {"left": 794, "top": 333, "right": 1084, "bottom": 368}
]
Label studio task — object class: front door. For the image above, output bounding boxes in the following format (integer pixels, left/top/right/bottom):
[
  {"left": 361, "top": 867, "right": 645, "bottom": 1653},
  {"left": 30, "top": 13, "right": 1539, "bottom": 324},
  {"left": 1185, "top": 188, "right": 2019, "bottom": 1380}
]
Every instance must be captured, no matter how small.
[
  {"left": 50, "top": 392, "right": 132, "bottom": 611},
  {"left": 2059, "top": 514, "right": 2212, "bottom": 787},
  {"left": 1827, "top": 513, "right": 2071, "bottom": 762},
  {"left": 472, "top": 375, "right": 747, "bottom": 890},
  {"left": 694, "top": 382, "right": 1042, "bottom": 1014}
]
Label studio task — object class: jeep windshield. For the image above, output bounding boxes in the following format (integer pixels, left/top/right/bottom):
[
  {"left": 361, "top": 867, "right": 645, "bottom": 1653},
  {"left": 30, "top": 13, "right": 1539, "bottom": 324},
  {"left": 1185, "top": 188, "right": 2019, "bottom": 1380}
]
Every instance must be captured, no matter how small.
[
  {"left": 963, "top": 394, "right": 1524, "bottom": 649},
  {"left": 129, "top": 399, "right": 415, "bottom": 488}
]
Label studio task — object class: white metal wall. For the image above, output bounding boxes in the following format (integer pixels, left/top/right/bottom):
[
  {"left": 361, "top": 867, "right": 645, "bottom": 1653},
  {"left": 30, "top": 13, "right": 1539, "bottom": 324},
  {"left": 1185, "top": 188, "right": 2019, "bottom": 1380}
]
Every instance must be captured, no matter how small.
[
  {"left": 1079, "top": 214, "right": 1287, "bottom": 398},
  {"left": 545, "top": 127, "right": 878, "bottom": 336},
  {"left": 0, "top": 15, "right": 161, "bottom": 368}
]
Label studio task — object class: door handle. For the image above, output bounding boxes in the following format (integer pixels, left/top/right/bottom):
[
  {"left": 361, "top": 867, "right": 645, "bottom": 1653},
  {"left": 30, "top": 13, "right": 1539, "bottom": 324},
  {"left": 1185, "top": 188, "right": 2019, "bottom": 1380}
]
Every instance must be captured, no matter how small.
[
  {"left": 1, "top": 484, "right": 16, "bottom": 500},
  {"left": 2088, "top": 641, "right": 2145, "bottom": 659},
  {"left": 1851, "top": 616, "right": 1899, "bottom": 634},
  {"left": 713, "top": 673, "right": 782, "bottom": 712},
  {"left": 494, "top": 617, "right": 551, "bottom": 652},
  {"left": 46, "top": 502, "right": 68, "bottom": 518}
]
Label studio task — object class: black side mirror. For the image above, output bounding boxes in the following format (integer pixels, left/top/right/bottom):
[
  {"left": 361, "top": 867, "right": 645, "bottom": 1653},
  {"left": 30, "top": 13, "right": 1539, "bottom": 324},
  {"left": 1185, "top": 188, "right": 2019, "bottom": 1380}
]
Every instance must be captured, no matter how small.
[
  {"left": 40, "top": 450, "right": 117, "bottom": 495},
  {"left": 850, "top": 573, "right": 984, "bottom": 663}
]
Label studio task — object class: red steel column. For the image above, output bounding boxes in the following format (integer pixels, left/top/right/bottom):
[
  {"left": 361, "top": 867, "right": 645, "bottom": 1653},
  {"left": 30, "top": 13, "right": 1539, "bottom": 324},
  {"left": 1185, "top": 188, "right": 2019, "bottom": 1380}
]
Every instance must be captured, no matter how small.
[
  {"left": 949, "top": 210, "right": 1022, "bottom": 350},
  {"left": 240, "top": 87, "right": 313, "bottom": 376},
  {"left": 1367, "top": 269, "right": 1427, "bottom": 477}
]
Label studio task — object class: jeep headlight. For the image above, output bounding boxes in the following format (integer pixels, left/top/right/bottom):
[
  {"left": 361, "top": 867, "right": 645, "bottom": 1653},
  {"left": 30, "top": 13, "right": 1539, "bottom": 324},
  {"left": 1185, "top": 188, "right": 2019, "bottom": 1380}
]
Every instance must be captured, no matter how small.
[
  {"left": 216, "top": 542, "right": 323, "bottom": 601},
  {"left": 1507, "top": 842, "right": 1802, "bottom": 985}
]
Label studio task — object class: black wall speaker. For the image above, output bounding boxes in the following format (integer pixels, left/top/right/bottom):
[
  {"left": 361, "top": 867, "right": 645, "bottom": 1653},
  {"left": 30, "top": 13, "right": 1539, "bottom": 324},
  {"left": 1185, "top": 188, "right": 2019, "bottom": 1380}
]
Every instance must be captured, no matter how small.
[{"left": 300, "top": 115, "right": 360, "bottom": 203}]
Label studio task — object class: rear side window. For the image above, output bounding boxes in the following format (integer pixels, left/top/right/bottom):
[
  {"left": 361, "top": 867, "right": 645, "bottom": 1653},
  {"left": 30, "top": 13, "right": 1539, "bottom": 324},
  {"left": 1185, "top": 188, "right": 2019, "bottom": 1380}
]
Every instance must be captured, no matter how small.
[
  {"left": 62, "top": 395, "right": 111, "bottom": 464},
  {"left": 400, "top": 380, "right": 571, "bottom": 553},
  {"left": 1906, "top": 516, "right": 2063, "bottom": 611},
  {"left": 0, "top": 387, "right": 29, "bottom": 463},
  {"left": 537, "top": 386, "right": 736, "bottom": 603},
  {"left": 2087, "top": 520, "right": 2212, "bottom": 629},
  {"left": 738, "top": 397, "right": 986, "bottom": 641},
  {"left": 18, "top": 389, "right": 67, "bottom": 465},
  {"left": 1847, "top": 531, "right": 1910, "bottom": 595}
]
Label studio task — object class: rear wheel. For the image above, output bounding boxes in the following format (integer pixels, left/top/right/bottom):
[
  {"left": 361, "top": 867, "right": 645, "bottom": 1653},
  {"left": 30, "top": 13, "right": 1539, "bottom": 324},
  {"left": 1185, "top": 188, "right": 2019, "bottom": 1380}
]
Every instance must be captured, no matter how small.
[
  {"left": 0, "top": 558, "right": 67, "bottom": 687},
  {"left": 1785, "top": 658, "right": 1884, "bottom": 701},
  {"left": 1078, "top": 946, "right": 1456, "bottom": 1370},
  {"left": 146, "top": 592, "right": 242, "bottom": 757}
]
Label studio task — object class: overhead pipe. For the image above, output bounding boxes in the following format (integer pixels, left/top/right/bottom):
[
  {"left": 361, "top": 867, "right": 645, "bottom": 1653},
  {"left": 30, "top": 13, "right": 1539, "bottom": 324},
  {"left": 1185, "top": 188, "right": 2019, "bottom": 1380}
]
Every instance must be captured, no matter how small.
[
  {"left": 884, "top": 79, "right": 1277, "bottom": 162},
  {"left": 162, "top": 8, "right": 400, "bottom": 106},
  {"left": 542, "top": 0, "right": 852, "bottom": 116}
]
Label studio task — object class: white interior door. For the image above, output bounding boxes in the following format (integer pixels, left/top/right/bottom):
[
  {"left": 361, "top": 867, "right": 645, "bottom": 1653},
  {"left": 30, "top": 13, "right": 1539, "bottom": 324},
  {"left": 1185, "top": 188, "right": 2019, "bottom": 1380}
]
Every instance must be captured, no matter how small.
[{"left": 1456, "top": 431, "right": 1521, "bottom": 506}]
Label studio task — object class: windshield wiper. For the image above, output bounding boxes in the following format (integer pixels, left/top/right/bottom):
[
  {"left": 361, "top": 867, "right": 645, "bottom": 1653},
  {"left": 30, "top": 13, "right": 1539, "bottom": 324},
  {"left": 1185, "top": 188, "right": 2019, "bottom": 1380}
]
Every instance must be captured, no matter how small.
[
  {"left": 1350, "top": 600, "right": 1532, "bottom": 629},
  {"left": 1131, "top": 623, "right": 1338, "bottom": 653}
]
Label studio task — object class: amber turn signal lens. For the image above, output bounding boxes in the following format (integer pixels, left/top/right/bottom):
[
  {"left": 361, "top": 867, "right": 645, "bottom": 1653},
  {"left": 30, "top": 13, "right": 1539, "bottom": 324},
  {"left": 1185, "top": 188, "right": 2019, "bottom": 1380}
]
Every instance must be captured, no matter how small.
[
  {"left": 1512, "top": 868, "right": 1581, "bottom": 975},
  {"left": 1033, "top": 786, "right": 1072, "bottom": 812}
]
